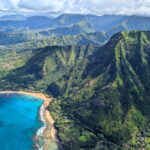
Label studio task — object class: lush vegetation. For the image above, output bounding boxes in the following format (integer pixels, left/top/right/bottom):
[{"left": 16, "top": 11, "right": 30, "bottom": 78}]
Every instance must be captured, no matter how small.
[
  {"left": 0, "top": 14, "right": 125, "bottom": 32},
  {"left": 0, "top": 31, "right": 47, "bottom": 45},
  {"left": 40, "top": 19, "right": 96, "bottom": 36},
  {"left": 1, "top": 31, "right": 150, "bottom": 149},
  {"left": 6, "top": 31, "right": 108, "bottom": 51},
  {"left": 3, "top": 13, "right": 150, "bottom": 150},
  {"left": 47, "top": 31, "right": 150, "bottom": 150},
  {"left": 2, "top": 14, "right": 150, "bottom": 35},
  {"left": 3, "top": 14, "right": 150, "bottom": 47},
  {"left": 0, "top": 44, "right": 98, "bottom": 91}
]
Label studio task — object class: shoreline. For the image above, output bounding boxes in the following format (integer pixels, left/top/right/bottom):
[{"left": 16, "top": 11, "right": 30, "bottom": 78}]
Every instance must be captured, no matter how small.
[
  {"left": 0, "top": 91, "right": 60, "bottom": 150},
  {"left": 36, "top": 104, "right": 46, "bottom": 150}
]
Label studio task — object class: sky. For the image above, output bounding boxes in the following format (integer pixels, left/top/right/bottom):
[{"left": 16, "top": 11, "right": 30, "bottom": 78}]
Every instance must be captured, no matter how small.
[{"left": 0, "top": 0, "right": 150, "bottom": 16}]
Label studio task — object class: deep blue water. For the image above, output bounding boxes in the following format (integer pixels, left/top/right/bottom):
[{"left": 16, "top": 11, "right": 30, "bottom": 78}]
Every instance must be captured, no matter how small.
[{"left": 0, "top": 93, "right": 44, "bottom": 150}]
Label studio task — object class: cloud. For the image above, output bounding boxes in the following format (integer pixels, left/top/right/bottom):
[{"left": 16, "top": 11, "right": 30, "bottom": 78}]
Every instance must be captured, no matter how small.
[{"left": 0, "top": 0, "right": 150, "bottom": 16}]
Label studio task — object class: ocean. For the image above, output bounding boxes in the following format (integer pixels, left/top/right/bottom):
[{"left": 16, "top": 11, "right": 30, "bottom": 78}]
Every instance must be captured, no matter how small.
[{"left": 0, "top": 93, "right": 44, "bottom": 150}]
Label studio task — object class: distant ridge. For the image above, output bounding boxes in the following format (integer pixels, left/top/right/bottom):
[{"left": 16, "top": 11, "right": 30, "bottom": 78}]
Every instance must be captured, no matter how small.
[{"left": 2, "top": 31, "right": 150, "bottom": 149}]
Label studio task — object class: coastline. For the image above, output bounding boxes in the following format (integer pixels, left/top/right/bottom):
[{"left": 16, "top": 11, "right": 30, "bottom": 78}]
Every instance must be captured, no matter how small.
[{"left": 0, "top": 91, "right": 60, "bottom": 150}]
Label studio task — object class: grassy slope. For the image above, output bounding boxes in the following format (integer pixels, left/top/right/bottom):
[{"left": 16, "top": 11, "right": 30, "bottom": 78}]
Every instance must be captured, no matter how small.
[
  {"left": 49, "top": 31, "right": 150, "bottom": 149},
  {"left": 1, "top": 31, "right": 150, "bottom": 149},
  {"left": 0, "top": 31, "right": 108, "bottom": 77},
  {"left": 40, "top": 19, "right": 96, "bottom": 36},
  {"left": 0, "top": 31, "right": 47, "bottom": 45},
  {"left": 0, "top": 44, "right": 98, "bottom": 91},
  {"left": 5, "top": 31, "right": 107, "bottom": 51}
]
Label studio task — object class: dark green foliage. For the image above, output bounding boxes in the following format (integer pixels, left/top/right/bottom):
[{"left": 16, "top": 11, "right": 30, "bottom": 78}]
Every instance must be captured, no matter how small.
[
  {"left": 40, "top": 19, "right": 96, "bottom": 36},
  {"left": 0, "top": 44, "right": 97, "bottom": 91},
  {"left": 0, "top": 31, "right": 46, "bottom": 45},
  {"left": 48, "top": 31, "right": 150, "bottom": 149},
  {"left": 2, "top": 31, "right": 150, "bottom": 149},
  {"left": 4, "top": 31, "right": 108, "bottom": 52}
]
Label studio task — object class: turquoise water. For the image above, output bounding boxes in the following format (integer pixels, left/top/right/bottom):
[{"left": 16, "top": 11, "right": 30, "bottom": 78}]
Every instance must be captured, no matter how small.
[{"left": 0, "top": 93, "right": 44, "bottom": 150}]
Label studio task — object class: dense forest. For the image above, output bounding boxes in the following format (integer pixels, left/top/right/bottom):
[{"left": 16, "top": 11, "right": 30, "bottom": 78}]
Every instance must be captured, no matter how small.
[
  {"left": 2, "top": 14, "right": 150, "bottom": 150},
  {"left": 1, "top": 31, "right": 150, "bottom": 149}
]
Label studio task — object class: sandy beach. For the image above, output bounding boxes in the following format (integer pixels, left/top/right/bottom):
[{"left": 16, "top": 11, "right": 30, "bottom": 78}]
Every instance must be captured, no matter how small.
[{"left": 0, "top": 91, "right": 61, "bottom": 150}]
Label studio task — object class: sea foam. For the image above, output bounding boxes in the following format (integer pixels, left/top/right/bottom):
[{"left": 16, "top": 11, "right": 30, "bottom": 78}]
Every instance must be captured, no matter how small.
[{"left": 36, "top": 104, "right": 47, "bottom": 150}]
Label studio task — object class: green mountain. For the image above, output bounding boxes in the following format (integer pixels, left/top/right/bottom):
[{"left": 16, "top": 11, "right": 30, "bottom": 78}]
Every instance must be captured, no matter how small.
[
  {"left": 6, "top": 31, "right": 107, "bottom": 51},
  {"left": 0, "top": 31, "right": 46, "bottom": 45},
  {"left": 107, "top": 15, "right": 150, "bottom": 35},
  {"left": 1, "top": 14, "right": 150, "bottom": 36},
  {"left": 0, "top": 31, "right": 108, "bottom": 72},
  {"left": 1, "top": 44, "right": 97, "bottom": 90},
  {"left": 2, "top": 31, "right": 150, "bottom": 149},
  {"left": 40, "top": 19, "right": 96, "bottom": 36},
  {"left": 47, "top": 31, "right": 150, "bottom": 149},
  {"left": 2, "top": 14, "right": 150, "bottom": 47},
  {"left": 54, "top": 14, "right": 86, "bottom": 27},
  {"left": 0, "top": 14, "right": 125, "bottom": 32}
]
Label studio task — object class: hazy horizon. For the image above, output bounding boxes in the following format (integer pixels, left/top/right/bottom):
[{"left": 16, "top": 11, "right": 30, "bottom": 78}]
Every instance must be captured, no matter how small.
[{"left": 0, "top": 13, "right": 149, "bottom": 19}]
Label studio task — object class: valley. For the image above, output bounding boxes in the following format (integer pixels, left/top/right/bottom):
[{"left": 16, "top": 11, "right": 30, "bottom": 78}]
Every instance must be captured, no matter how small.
[{"left": 1, "top": 14, "right": 150, "bottom": 150}]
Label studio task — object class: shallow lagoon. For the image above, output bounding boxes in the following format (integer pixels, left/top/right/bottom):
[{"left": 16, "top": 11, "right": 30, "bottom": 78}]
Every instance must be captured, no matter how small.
[{"left": 0, "top": 93, "right": 44, "bottom": 150}]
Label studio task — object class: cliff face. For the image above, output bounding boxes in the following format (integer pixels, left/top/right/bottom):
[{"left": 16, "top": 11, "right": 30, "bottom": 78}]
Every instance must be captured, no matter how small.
[
  {"left": 2, "top": 31, "right": 150, "bottom": 149},
  {"left": 48, "top": 31, "right": 150, "bottom": 149}
]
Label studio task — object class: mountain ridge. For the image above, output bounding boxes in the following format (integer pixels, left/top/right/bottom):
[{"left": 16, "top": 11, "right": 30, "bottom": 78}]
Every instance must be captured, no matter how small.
[{"left": 1, "top": 31, "right": 150, "bottom": 149}]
